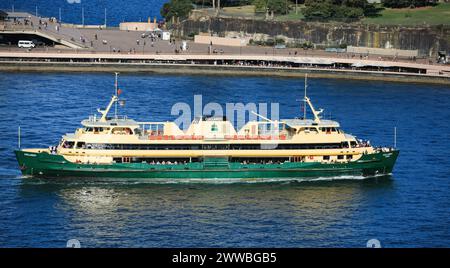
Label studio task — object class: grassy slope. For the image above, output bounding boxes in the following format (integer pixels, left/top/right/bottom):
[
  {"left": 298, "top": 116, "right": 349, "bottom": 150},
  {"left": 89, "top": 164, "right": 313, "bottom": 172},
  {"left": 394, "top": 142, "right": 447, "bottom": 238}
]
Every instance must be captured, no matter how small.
[
  {"left": 275, "top": 7, "right": 305, "bottom": 22},
  {"left": 200, "top": 3, "right": 450, "bottom": 26},
  {"left": 219, "top": 5, "right": 259, "bottom": 18},
  {"left": 362, "top": 3, "right": 450, "bottom": 26}
]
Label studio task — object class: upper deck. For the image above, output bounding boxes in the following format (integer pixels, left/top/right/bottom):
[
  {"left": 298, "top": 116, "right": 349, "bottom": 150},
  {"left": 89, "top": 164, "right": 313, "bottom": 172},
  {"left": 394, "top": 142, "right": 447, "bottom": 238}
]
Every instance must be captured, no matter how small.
[
  {"left": 81, "top": 115, "right": 139, "bottom": 128},
  {"left": 59, "top": 74, "right": 361, "bottom": 149},
  {"left": 282, "top": 119, "right": 340, "bottom": 128}
]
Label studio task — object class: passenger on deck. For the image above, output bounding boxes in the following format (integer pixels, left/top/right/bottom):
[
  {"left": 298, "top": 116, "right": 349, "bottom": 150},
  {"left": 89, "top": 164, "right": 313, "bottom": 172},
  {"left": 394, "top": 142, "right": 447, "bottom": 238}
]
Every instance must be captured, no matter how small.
[{"left": 49, "top": 146, "right": 57, "bottom": 154}]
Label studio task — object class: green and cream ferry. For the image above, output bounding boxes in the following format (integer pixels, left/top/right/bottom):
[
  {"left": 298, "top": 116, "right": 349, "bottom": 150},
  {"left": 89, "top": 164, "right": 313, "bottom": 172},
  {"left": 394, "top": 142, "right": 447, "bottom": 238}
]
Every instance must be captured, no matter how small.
[{"left": 15, "top": 79, "right": 398, "bottom": 181}]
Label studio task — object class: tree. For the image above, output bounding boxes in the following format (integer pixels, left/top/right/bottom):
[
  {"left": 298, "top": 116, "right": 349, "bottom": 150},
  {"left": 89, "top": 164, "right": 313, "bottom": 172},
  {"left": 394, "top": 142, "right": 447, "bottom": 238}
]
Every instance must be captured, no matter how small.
[
  {"left": 382, "top": 0, "right": 408, "bottom": 8},
  {"left": 334, "top": 5, "right": 364, "bottom": 18},
  {"left": 161, "top": 3, "right": 172, "bottom": 18},
  {"left": 382, "top": 0, "right": 435, "bottom": 8},
  {"left": 220, "top": 0, "right": 252, "bottom": 7},
  {"left": 342, "top": 0, "right": 378, "bottom": 16},
  {"left": 304, "top": 0, "right": 335, "bottom": 20},
  {"left": 267, "top": 0, "right": 290, "bottom": 14},
  {"left": 304, "top": 0, "right": 379, "bottom": 20},
  {"left": 252, "top": 0, "right": 267, "bottom": 12},
  {"left": 160, "top": 0, "right": 194, "bottom": 21},
  {"left": 342, "top": 0, "right": 367, "bottom": 8}
]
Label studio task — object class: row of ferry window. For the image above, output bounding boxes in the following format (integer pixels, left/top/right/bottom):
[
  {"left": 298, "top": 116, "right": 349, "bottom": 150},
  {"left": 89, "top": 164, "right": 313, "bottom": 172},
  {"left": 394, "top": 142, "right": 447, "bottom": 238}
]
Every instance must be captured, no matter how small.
[
  {"left": 297, "top": 127, "right": 340, "bottom": 134},
  {"left": 82, "top": 127, "right": 340, "bottom": 137},
  {"left": 83, "top": 127, "right": 134, "bottom": 135},
  {"left": 320, "top": 127, "right": 340, "bottom": 132},
  {"left": 112, "top": 155, "right": 353, "bottom": 164},
  {"left": 62, "top": 142, "right": 358, "bottom": 150}
]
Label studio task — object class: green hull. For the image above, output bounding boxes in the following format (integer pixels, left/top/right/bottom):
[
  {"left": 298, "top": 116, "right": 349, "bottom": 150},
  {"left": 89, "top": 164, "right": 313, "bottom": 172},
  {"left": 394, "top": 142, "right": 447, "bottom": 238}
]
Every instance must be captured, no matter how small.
[{"left": 15, "top": 150, "right": 399, "bottom": 180}]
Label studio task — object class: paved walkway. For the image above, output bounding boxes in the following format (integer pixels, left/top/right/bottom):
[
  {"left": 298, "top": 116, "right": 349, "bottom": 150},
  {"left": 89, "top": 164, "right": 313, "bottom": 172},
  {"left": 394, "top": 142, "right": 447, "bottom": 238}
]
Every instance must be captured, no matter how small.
[
  {"left": 1, "top": 12, "right": 436, "bottom": 64},
  {"left": 1, "top": 12, "right": 447, "bottom": 75},
  {"left": 2, "top": 12, "right": 88, "bottom": 48},
  {"left": 0, "top": 51, "right": 448, "bottom": 76}
]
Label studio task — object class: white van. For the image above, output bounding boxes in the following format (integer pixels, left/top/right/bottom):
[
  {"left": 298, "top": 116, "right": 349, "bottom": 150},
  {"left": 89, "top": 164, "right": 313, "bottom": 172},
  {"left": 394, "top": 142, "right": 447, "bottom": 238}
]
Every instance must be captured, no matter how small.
[{"left": 18, "top": 40, "right": 36, "bottom": 49}]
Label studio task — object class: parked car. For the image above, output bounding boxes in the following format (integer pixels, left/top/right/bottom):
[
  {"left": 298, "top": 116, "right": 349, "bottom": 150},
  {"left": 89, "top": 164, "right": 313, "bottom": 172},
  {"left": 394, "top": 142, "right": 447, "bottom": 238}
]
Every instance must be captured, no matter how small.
[{"left": 18, "top": 40, "right": 35, "bottom": 48}]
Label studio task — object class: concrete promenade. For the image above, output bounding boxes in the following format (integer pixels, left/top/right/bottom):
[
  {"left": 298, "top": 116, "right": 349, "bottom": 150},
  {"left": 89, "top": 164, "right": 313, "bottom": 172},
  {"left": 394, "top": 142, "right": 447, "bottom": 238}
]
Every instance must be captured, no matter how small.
[
  {"left": 0, "top": 51, "right": 445, "bottom": 70},
  {"left": 0, "top": 51, "right": 449, "bottom": 84},
  {"left": 1, "top": 12, "right": 88, "bottom": 48}
]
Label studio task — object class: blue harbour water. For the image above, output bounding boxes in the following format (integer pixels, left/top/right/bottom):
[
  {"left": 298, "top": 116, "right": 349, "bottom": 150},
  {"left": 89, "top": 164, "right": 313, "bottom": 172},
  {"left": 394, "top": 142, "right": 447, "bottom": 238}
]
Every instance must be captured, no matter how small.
[
  {"left": 1, "top": 0, "right": 165, "bottom": 26},
  {"left": 0, "top": 72, "right": 449, "bottom": 247}
]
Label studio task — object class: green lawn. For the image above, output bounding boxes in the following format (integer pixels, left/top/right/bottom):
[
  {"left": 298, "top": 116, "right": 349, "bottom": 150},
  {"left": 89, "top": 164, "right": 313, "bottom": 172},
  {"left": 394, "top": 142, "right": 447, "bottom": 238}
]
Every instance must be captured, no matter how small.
[
  {"left": 274, "top": 7, "right": 305, "bottom": 22},
  {"left": 219, "top": 5, "right": 258, "bottom": 18},
  {"left": 362, "top": 3, "right": 450, "bottom": 26},
  {"left": 221, "top": 4, "right": 305, "bottom": 21},
  {"left": 196, "top": 3, "right": 450, "bottom": 26}
]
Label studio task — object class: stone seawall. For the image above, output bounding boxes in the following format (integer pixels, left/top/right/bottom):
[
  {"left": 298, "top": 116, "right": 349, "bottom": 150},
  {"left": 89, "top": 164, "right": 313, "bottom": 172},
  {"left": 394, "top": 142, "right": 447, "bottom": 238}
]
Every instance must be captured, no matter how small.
[
  {"left": 1, "top": 61, "right": 449, "bottom": 85},
  {"left": 173, "top": 18, "right": 450, "bottom": 57}
]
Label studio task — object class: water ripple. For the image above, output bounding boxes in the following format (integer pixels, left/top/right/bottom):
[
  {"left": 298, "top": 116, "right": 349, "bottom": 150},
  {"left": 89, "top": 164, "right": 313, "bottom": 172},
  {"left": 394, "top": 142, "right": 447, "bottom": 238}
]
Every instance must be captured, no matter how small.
[{"left": 0, "top": 73, "right": 449, "bottom": 247}]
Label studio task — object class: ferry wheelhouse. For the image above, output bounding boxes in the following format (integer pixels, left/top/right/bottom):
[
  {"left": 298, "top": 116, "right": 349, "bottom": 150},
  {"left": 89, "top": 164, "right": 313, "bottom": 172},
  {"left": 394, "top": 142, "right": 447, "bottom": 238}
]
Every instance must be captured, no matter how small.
[{"left": 15, "top": 76, "right": 398, "bottom": 180}]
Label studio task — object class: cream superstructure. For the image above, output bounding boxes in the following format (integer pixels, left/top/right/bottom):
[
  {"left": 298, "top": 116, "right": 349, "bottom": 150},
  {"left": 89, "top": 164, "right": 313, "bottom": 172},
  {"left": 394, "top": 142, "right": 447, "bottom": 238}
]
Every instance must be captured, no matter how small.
[{"left": 51, "top": 81, "right": 374, "bottom": 165}]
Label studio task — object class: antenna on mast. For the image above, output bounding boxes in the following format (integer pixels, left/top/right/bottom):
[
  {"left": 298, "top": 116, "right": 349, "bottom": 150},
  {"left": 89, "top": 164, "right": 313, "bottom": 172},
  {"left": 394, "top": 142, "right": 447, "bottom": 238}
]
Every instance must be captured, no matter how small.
[
  {"left": 98, "top": 73, "right": 119, "bottom": 122},
  {"left": 303, "top": 73, "right": 307, "bottom": 119},
  {"left": 302, "top": 73, "right": 323, "bottom": 123},
  {"left": 114, "top": 72, "right": 119, "bottom": 119}
]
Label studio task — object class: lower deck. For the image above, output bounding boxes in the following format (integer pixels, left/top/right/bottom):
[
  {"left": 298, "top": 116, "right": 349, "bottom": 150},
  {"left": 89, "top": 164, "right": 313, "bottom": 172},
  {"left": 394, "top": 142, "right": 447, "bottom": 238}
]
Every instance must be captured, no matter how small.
[{"left": 15, "top": 149, "right": 399, "bottom": 179}]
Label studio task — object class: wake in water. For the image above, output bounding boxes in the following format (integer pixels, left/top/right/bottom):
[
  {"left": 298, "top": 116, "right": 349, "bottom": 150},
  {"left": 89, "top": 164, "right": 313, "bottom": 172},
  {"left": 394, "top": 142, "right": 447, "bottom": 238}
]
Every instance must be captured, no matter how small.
[{"left": 18, "top": 174, "right": 393, "bottom": 186}]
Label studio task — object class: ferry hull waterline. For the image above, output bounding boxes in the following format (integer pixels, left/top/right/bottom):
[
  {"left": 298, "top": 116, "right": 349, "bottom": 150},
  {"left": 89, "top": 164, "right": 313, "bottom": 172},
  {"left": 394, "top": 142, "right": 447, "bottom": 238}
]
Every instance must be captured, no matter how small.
[
  {"left": 15, "top": 150, "right": 399, "bottom": 180},
  {"left": 15, "top": 74, "right": 399, "bottom": 181}
]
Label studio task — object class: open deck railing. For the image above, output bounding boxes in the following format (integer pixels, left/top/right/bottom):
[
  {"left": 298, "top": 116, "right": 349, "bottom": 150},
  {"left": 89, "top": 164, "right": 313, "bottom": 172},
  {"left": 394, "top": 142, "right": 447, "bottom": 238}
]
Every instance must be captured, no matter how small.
[
  {"left": 140, "top": 134, "right": 288, "bottom": 141},
  {"left": 86, "top": 115, "right": 130, "bottom": 122}
]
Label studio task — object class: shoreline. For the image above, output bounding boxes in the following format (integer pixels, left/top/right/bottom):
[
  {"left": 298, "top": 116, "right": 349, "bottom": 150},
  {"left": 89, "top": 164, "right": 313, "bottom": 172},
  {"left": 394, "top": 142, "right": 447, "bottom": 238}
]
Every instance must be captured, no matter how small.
[{"left": 1, "top": 61, "right": 449, "bottom": 85}]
